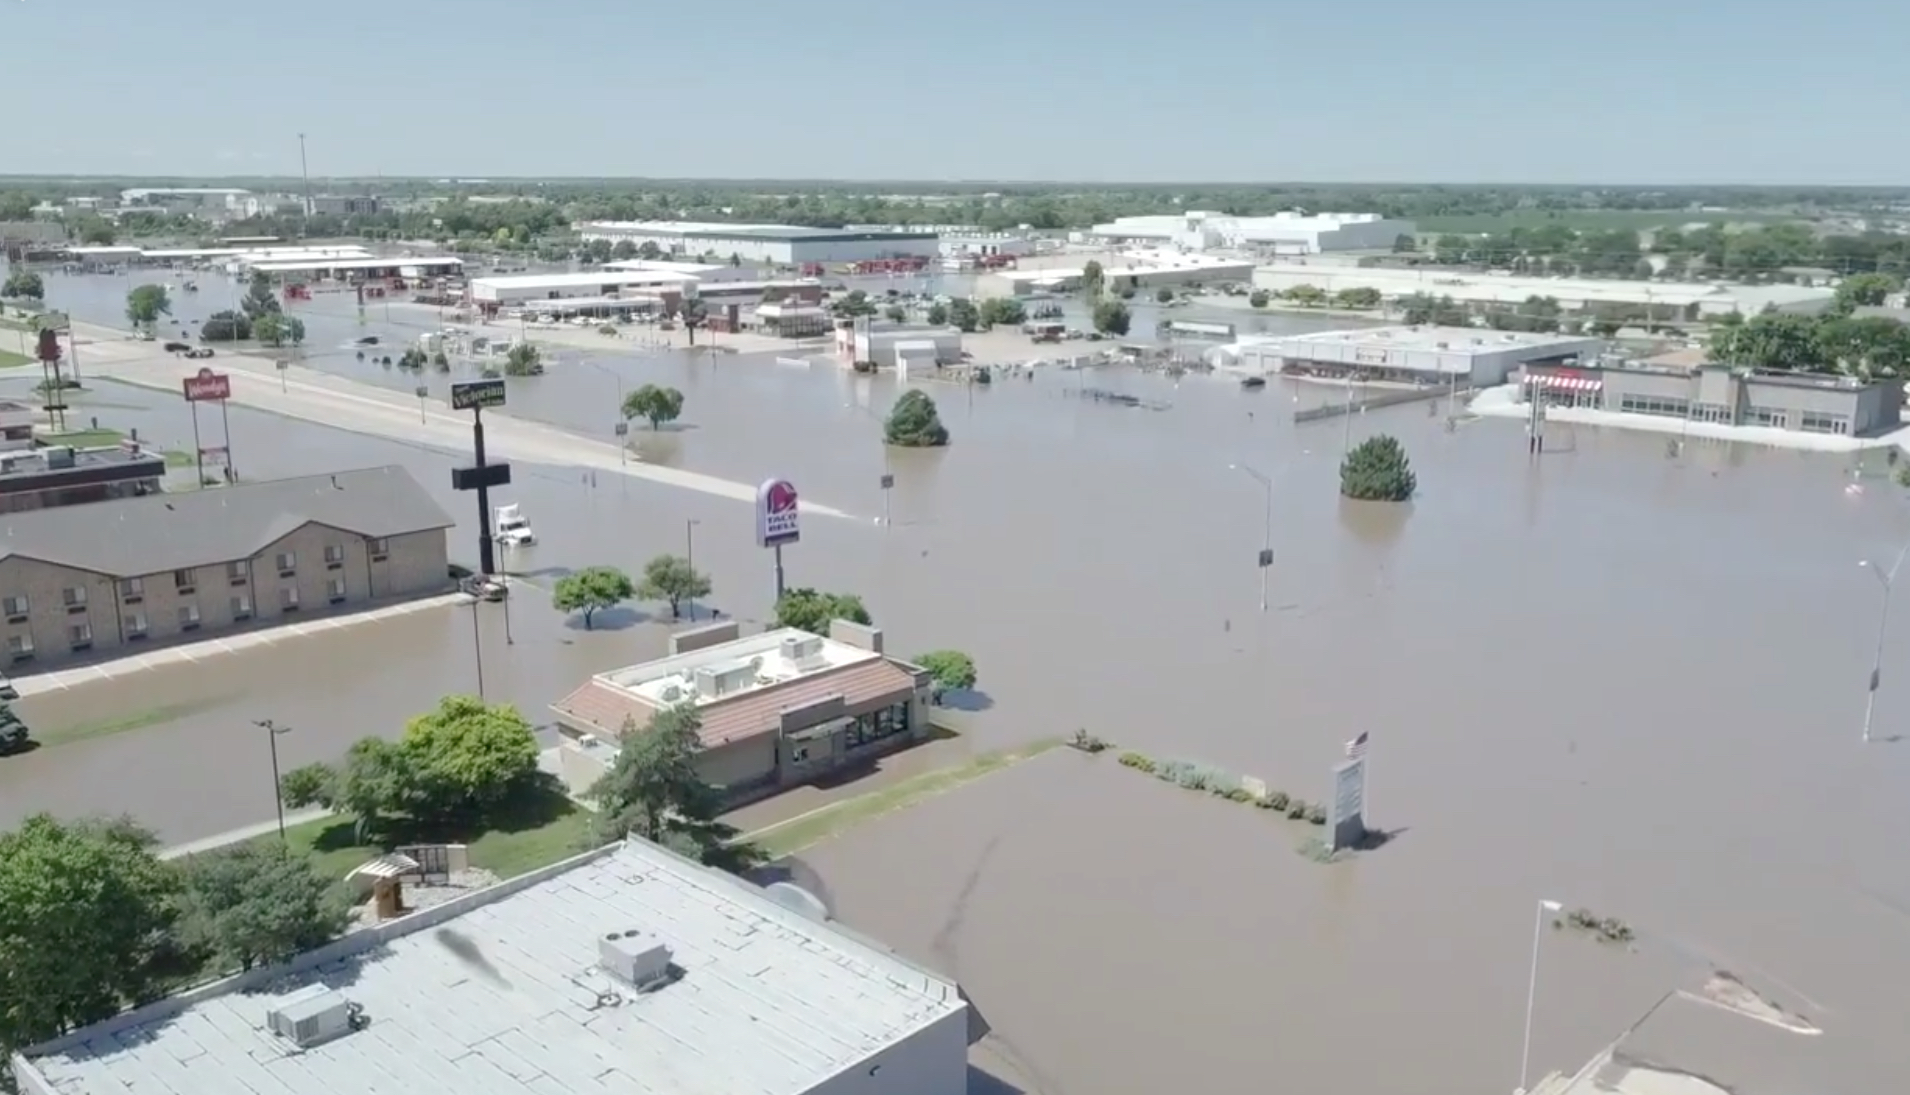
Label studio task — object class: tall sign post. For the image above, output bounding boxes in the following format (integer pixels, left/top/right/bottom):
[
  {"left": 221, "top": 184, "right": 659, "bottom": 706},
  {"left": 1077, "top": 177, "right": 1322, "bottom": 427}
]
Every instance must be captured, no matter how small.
[
  {"left": 181, "top": 368, "right": 235, "bottom": 486},
  {"left": 754, "top": 478, "right": 800, "bottom": 602},
  {"left": 449, "top": 380, "right": 511, "bottom": 577},
  {"left": 34, "top": 327, "right": 67, "bottom": 433}
]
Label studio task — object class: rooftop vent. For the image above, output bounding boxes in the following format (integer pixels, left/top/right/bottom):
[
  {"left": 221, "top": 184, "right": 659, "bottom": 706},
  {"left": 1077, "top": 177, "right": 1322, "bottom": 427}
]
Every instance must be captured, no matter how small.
[
  {"left": 599, "top": 928, "right": 673, "bottom": 990},
  {"left": 693, "top": 661, "right": 755, "bottom": 699},
  {"left": 265, "top": 985, "right": 366, "bottom": 1049},
  {"left": 780, "top": 634, "right": 824, "bottom": 668},
  {"left": 42, "top": 446, "right": 74, "bottom": 469}
]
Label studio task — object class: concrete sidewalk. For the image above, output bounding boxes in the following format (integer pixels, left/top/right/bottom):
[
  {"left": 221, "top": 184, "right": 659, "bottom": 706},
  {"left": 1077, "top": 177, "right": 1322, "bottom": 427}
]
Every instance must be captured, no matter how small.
[{"left": 161, "top": 807, "right": 333, "bottom": 859}]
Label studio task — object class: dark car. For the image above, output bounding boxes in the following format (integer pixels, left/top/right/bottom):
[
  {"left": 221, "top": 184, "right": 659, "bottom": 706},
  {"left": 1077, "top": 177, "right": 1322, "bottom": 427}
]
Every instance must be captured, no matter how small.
[
  {"left": 163, "top": 341, "right": 191, "bottom": 353},
  {"left": 185, "top": 347, "right": 215, "bottom": 359}
]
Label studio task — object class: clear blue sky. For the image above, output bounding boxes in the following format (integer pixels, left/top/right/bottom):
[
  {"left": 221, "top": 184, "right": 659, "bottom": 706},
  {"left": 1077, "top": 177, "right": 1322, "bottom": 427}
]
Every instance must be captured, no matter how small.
[{"left": 4, "top": 0, "right": 1900, "bottom": 184}]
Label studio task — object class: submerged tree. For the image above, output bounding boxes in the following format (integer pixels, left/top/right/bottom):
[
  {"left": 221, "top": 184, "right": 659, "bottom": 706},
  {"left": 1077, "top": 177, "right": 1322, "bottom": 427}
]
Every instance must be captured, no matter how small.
[
  {"left": 884, "top": 389, "right": 949, "bottom": 447},
  {"left": 1339, "top": 434, "right": 1417, "bottom": 502}
]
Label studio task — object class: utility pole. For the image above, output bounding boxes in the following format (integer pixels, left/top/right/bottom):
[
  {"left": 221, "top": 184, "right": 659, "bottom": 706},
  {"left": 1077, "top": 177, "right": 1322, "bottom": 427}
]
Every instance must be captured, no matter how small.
[
  {"left": 252, "top": 719, "right": 293, "bottom": 842},
  {"left": 297, "top": 133, "right": 313, "bottom": 239}
]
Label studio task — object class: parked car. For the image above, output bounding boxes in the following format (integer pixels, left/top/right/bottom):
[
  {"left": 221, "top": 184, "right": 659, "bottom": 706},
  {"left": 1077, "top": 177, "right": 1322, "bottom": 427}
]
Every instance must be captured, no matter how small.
[
  {"left": 163, "top": 341, "right": 191, "bottom": 353},
  {"left": 184, "top": 347, "right": 215, "bottom": 359}
]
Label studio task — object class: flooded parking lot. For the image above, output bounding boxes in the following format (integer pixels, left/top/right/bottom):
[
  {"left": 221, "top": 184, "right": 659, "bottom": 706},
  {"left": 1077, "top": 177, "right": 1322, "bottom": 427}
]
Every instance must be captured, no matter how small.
[{"left": 5, "top": 267, "right": 1910, "bottom": 1088}]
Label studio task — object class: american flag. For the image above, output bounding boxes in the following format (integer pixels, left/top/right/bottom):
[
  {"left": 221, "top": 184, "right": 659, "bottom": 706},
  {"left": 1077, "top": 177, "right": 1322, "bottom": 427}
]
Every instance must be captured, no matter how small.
[{"left": 1344, "top": 731, "right": 1369, "bottom": 760}]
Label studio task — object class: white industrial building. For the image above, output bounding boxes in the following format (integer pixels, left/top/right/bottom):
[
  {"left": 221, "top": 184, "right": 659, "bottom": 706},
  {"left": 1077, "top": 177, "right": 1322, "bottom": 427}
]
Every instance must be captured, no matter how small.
[
  {"left": 1089, "top": 211, "right": 1415, "bottom": 255},
  {"left": 249, "top": 255, "right": 466, "bottom": 281},
  {"left": 10, "top": 837, "right": 975, "bottom": 1095},
  {"left": 1248, "top": 266, "right": 1836, "bottom": 318},
  {"left": 978, "top": 252, "right": 1255, "bottom": 296},
  {"left": 578, "top": 221, "right": 940, "bottom": 265},
  {"left": 470, "top": 270, "right": 699, "bottom": 306},
  {"left": 118, "top": 187, "right": 252, "bottom": 212},
  {"left": 939, "top": 233, "right": 1037, "bottom": 259},
  {"left": 838, "top": 320, "right": 963, "bottom": 371},
  {"left": 604, "top": 258, "right": 757, "bottom": 283},
  {"left": 1222, "top": 326, "right": 1605, "bottom": 386}
]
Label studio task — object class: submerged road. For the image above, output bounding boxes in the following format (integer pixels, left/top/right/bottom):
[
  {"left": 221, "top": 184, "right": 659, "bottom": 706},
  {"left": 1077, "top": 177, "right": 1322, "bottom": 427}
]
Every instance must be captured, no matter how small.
[{"left": 72, "top": 323, "right": 857, "bottom": 519}]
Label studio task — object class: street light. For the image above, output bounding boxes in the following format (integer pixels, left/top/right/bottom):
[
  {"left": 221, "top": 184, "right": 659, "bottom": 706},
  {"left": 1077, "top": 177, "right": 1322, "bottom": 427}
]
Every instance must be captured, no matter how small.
[
  {"left": 1519, "top": 898, "right": 1565, "bottom": 1095},
  {"left": 846, "top": 401, "right": 894, "bottom": 528},
  {"left": 1858, "top": 540, "right": 1910, "bottom": 744},
  {"left": 685, "top": 518, "right": 701, "bottom": 621},
  {"left": 585, "top": 359, "right": 629, "bottom": 466},
  {"left": 252, "top": 719, "right": 292, "bottom": 842},
  {"left": 1228, "top": 462, "right": 1275, "bottom": 612}
]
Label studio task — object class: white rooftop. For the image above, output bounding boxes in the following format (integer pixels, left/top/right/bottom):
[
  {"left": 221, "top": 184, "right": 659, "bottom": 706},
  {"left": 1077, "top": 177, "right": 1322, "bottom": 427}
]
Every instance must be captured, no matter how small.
[
  {"left": 250, "top": 256, "right": 464, "bottom": 273},
  {"left": 1247, "top": 325, "right": 1599, "bottom": 356},
  {"left": 603, "top": 259, "right": 729, "bottom": 274},
  {"left": 472, "top": 271, "right": 700, "bottom": 292},
  {"left": 17, "top": 839, "right": 964, "bottom": 1095},
  {"left": 601, "top": 627, "right": 878, "bottom": 708},
  {"left": 996, "top": 252, "right": 1253, "bottom": 284}
]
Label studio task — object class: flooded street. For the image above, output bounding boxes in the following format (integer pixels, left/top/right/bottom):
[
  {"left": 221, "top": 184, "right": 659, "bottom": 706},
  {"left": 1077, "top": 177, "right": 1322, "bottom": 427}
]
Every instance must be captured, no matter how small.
[{"left": 5, "top": 267, "right": 1910, "bottom": 1090}]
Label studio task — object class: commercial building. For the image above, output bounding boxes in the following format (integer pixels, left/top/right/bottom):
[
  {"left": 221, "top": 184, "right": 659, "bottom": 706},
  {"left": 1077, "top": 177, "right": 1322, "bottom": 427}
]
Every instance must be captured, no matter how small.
[
  {"left": 0, "top": 465, "right": 453, "bottom": 668},
  {"left": 139, "top": 245, "right": 373, "bottom": 265},
  {"left": 1232, "top": 326, "right": 1604, "bottom": 386},
  {"left": 1522, "top": 359, "right": 1902, "bottom": 437},
  {"left": 118, "top": 187, "right": 251, "bottom": 212},
  {"left": 1091, "top": 211, "right": 1416, "bottom": 254},
  {"left": 0, "top": 439, "right": 166, "bottom": 514},
  {"left": 1249, "top": 266, "right": 1836, "bottom": 317},
  {"left": 469, "top": 270, "right": 698, "bottom": 308},
  {"left": 307, "top": 194, "right": 382, "bottom": 217},
  {"left": 836, "top": 320, "right": 961, "bottom": 370},
  {"left": 578, "top": 221, "right": 941, "bottom": 265},
  {"left": 248, "top": 255, "right": 466, "bottom": 282},
  {"left": 978, "top": 253, "right": 1255, "bottom": 297},
  {"left": 10, "top": 837, "right": 975, "bottom": 1095},
  {"left": 604, "top": 258, "right": 756, "bottom": 283},
  {"left": 552, "top": 621, "right": 935, "bottom": 804},
  {"left": 63, "top": 245, "right": 144, "bottom": 268}
]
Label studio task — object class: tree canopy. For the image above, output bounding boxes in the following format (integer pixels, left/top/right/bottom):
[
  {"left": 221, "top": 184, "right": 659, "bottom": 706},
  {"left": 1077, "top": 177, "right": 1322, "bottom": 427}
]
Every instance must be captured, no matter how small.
[
  {"left": 635, "top": 554, "right": 710, "bottom": 619},
  {"left": 504, "top": 342, "right": 543, "bottom": 376},
  {"left": 1709, "top": 311, "right": 1910, "bottom": 379},
  {"left": 914, "top": 650, "right": 977, "bottom": 701},
  {"left": 946, "top": 297, "right": 980, "bottom": 333},
  {"left": 621, "top": 383, "right": 685, "bottom": 429},
  {"left": 251, "top": 312, "right": 305, "bottom": 348},
  {"left": 3, "top": 270, "right": 46, "bottom": 301},
  {"left": 552, "top": 565, "right": 636, "bottom": 628},
  {"left": 124, "top": 284, "right": 171, "bottom": 331},
  {"left": 977, "top": 297, "right": 1026, "bottom": 327},
  {"left": 774, "top": 587, "right": 871, "bottom": 634},
  {"left": 588, "top": 705, "right": 758, "bottom": 871},
  {"left": 1340, "top": 435, "right": 1417, "bottom": 503},
  {"left": 884, "top": 389, "right": 949, "bottom": 447},
  {"left": 1092, "top": 298, "right": 1131, "bottom": 336},
  {"left": 175, "top": 843, "right": 348, "bottom": 972}
]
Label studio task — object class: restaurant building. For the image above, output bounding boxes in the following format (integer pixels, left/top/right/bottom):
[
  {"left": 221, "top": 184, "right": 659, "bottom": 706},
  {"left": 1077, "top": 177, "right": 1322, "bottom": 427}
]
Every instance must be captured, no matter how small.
[{"left": 1522, "top": 357, "right": 1902, "bottom": 437}]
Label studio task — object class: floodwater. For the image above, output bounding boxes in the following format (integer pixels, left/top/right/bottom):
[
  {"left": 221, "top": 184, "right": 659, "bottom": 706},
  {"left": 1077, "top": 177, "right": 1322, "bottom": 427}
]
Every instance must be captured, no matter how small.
[{"left": 4, "top": 268, "right": 1910, "bottom": 1090}]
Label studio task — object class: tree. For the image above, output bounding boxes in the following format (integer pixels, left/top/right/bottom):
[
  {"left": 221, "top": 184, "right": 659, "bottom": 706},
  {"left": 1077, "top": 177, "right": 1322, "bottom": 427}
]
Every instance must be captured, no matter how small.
[
  {"left": 925, "top": 301, "right": 949, "bottom": 326},
  {"left": 124, "top": 283, "right": 171, "bottom": 332},
  {"left": 239, "top": 271, "right": 281, "bottom": 321},
  {"left": 1709, "top": 312, "right": 1823, "bottom": 371},
  {"left": 1340, "top": 434, "right": 1417, "bottom": 502},
  {"left": 610, "top": 239, "right": 637, "bottom": 260},
  {"left": 1092, "top": 298, "right": 1131, "bottom": 336},
  {"left": 587, "top": 705, "right": 756, "bottom": 870},
  {"left": 884, "top": 304, "right": 906, "bottom": 323},
  {"left": 1248, "top": 289, "right": 1270, "bottom": 308},
  {"left": 398, "top": 695, "right": 540, "bottom": 818},
  {"left": 200, "top": 309, "right": 252, "bottom": 341},
  {"left": 1155, "top": 286, "right": 1176, "bottom": 303},
  {"left": 678, "top": 298, "right": 709, "bottom": 345},
  {"left": 0, "top": 698, "right": 31, "bottom": 753},
  {"left": 978, "top": 297, "right": 1026, "bottom": 327},
  {"left": 621, "top": 383, "right": 685, "bottom": 430},
  {"left": 552, "top": 565, "right": 636, "bottom": 629},
  {"left": 1336, "top": 286, "right": 1382, "bottom": 309},
  {"left": 0, "top": 815, "right": 181, "bottom": 1063},
  {"left": 914, "top": 650, "right": 977, "bottom": 703},
  {"left": 432, "top": 350, "right": 450, "bottom": 370},
  {"left": 504, "top": 341, "right": 543, "bottom": 376},
  {"left": 1392, "top": 233, "right": 1417, "bottom": 253},
  {"left": 1832, "top": 272, "right": 1901, "bottom": 312},
  {"left": 1285, "top": 284, "right": 1327, "bottom": 307},
  {"left": 947, "top": 297, "right": 980, "bottom": 332},
  {"left": 774, "top": 587, "right": 871, "bottom": 634},
  {"left": 398, "top": 346, "right": 428, "bottom": 369},
  {"left": 1081, "top": 259, "right": 1105, "bottom": 298},
  {"left": 885, "top": 388, "right": 949, "bottom": 447},
  {"left": 72, "top": 214, "right": 115, "bottom": 245},
  {"left": 251, "top": 312, "right": 305, "bottom": 348},
  {"left": 1, "top": 270, "right": 44, "bottom": 300},
  {"left": 176, "top": 843, "right": 348, "bottom": 972},
  {"left": 635, "top": 554, "right": 710, "bottom": 620}
]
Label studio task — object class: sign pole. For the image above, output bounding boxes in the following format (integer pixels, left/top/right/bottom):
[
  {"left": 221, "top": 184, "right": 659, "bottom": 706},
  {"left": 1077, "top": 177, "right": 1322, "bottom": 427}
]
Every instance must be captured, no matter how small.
[
  {"left": 220, "top": 397, "right": 235, "bottom": 482},
  {"left": 773, "top": 543, "right": 786, "bottom": 602},
  {"left": 448, "top": 379, "right": 512, "bottom": 580},
  {"left": 190, "top": 403, "right": 204, "bottom": 488}
]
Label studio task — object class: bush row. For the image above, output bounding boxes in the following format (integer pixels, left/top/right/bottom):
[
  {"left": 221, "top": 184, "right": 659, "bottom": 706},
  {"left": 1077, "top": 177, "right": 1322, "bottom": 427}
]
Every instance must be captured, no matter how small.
[
  {"left": 1558, "top": 907, "right": 1636, "bottom": 945},
  {"left": 1116, "top": 751, "right": 1328, "bottom": 825}
]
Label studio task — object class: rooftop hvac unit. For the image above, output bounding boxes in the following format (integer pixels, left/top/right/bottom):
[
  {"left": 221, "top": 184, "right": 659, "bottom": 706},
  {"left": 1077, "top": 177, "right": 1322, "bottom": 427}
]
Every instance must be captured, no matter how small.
[
  {"left": 779, "top": 634, "right": 824, "bottom": 667},
  {"left": 265, "top": 985, "right": 365, "bottom": 1049},
  {"left": 42, "top": 446, "right": 74, "bottom": 468},
  {"left": 693, "top": 662, "right": 755, "bottom": 699},
  {"left": 599, "top": 928, "right": 673, "bottom": 990}
]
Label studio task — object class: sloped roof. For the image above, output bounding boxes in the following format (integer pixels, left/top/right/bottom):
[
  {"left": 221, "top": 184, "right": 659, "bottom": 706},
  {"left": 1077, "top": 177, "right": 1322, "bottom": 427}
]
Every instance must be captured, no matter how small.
[{"left": 0, "top": 465, "right": 453, "bottom": 578}]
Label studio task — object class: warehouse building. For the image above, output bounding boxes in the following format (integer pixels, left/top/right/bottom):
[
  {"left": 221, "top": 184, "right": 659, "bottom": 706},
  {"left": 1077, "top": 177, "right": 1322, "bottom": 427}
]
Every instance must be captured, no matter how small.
[
  {"left": 1090, "top": 211, "right": 1415, "bottom": 254},
  {"left": 578, "top": 220, "right": 940, "bottom": 265},
  {"left": 248, "top": 255, "right": 465, "bottom": 282},
  {"left": 11, "top": 836, "right": 976, "bottom": 1095},
  {"left": 1232, "top": 326, "right": 1604, "bottom": 386},
  {"left": 1250, "top": 266, "right": 1836, "bottom": 317},
  {"left": 1522, "top": 359, "right": 1903, "bottom": 437},
  {"left": 469, "top": 270, "right": 698, "bottom": 308},
  {"left": 553, "top": 620, "right": 936, "bottom": 805},
  {"left": 978, "top": 253, "right": 1255, "bottom": 296},
  {"left": 603, "top": 257, "right": 757, "bottom": 282}
]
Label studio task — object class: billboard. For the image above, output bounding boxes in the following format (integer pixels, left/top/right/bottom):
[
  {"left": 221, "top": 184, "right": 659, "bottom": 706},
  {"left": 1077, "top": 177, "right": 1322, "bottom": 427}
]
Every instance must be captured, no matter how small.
[
  {"left": 755, "top": 478, "right": 800, "bottom": 548},
  {"left": 451, "top": 379, "right": 507, "bottom": 411},
  {"left": 1325, "top": 756, "right": 1368, "bottom": 853},
  {"left": 181, "top": 367, "right": 231, "bottom": 402}
]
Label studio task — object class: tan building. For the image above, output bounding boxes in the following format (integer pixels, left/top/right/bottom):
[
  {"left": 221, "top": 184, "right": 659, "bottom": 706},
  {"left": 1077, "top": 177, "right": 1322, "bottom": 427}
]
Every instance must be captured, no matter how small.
[
  {"left": 0, "top": 465, "right": 453, "bottom": 668},
  {"left": 551, "top": 621, "right": 934, "bottom": 803}
]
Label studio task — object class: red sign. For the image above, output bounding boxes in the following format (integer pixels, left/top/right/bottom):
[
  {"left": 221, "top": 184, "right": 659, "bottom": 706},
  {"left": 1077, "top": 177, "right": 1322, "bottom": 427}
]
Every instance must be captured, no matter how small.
[
  {"left": 35, "top": 329, "right": 61, "bottom": 364},
  {"left": 182, "top": 367, "right": 231, "bottom": 403}
]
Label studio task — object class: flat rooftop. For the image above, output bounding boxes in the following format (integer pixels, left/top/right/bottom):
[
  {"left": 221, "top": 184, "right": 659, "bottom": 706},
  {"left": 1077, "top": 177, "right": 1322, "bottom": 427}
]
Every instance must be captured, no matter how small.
[
  {"left": 583, "top": 221, "right": 935, "bottom": 243},
  {"left": 997, "top": 256, "right": 1255, "bottom": 283},
  {"left": 250, "top": 256, "right": 464, "bottom": 273},
  {"left": 17, "top": 839, "right": 966, "bottom": 1095},
  {"left": 1251, "top": 325, "right": 1600, "bottom": 357},
  {"left": 472, "top": 271, "right": 700, "bottom": 292},
  {"left": 606, "top": 627, "right": 877, "bottom": 707},
  {"left": 0, "top": 444, "right": 162, "bottom": 483}
]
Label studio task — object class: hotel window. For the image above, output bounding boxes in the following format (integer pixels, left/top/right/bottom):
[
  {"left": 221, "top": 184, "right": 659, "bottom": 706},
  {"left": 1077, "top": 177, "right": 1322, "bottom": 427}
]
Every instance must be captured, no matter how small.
[
  {"left": 174, "top": 568, "right": 196, "bottom": 592},
  {"left": 2, "top": 594, "right": 26, "bottom": 619},
  {"left": 126, "top": 611, "right": 148, "bottom": 639},
  {"left": 178, "top": 603, "right": 200, "bottom": 630},
  {"left": 275, "top": 551, "right": 297, "bottom": 575},
  {"left": 281, "top": 586, "right": 300, "bottom": 611},
  {"left": 326, "top": 577, "right": 347, "bottom": 604},
  {"left": 368, "top": 537, "right": 389, "bottom": 559},
  {"left": 7, "top": 633, "right": 32, "bottom": 659},
  {"left": 119, "top": 577, "right": 143, "bottom": 600},
  {"left": 1799, "top": 412, "right": 1849, "bottom": 435},
  {"left": 227, "top": 560, "right": 250, "bottom": 583},
  {"left": 61, "top": 585, "right": 86, "bottom": 608},
  {"left": 324, "top": 544, "right": 346, "bottom": 568},
  {"left": 1744, "top": 406, "right": 1788, "bottom": 429},
  {"left": 1617, "top": 394, "right": 1690, "bottom": 419},
  {"left": 231, "top": 594, "right": 253, "bottom": 621},
  {"left": 67, "top": 622, "right": 92, "bottom": 650}
]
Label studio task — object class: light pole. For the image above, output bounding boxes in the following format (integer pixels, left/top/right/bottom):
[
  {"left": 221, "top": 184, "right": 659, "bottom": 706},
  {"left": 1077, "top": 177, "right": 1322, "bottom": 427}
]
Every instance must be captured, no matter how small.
[
  {"left": 1229, "top": 462, "right": 1275, "bottom": 612},
  {"left": 845, "top": 401, "right": 893, "bottom": 527},
  {"left": 685, "top": 518, "right": 701, "bottom": 621},
  {"left": 1859, "top": 540, "right": 1910, "bottom": 744},
  {"left": 587, "top": 359, "right": 629, "bottom": 466},
  {"left": 1519, "top": 898, "right": 1565, "bottom": 1095},
  {"left": 468, "top": 596, "right": 486, "bottom": 700},
  {"left": 252, "top": 719, "right": 292, "bottom": 842}
]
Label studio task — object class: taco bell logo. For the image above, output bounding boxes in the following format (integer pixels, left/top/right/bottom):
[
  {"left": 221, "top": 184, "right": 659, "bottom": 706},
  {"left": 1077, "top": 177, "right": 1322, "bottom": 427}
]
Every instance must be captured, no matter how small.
[{"left": 756, "top": 478, "right": 800, "bottom": 548}]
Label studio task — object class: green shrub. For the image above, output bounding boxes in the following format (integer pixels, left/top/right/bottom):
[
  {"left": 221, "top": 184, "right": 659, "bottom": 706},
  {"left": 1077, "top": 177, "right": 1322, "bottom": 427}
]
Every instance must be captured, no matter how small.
[
  {"left": 1286, "top": 799, "right": 1309, "bottom": 820},
  {"left": 1305, "top": 803, "right": 1327, "bottom": 825},
  {"left": 1225, "top": 787, "right": 1254, "bottom": 803},
  {"left": 1340, "top": 433, "right": 1417, "bottom": 502},
  {"left": 1118, "top": 751, "right": 1155, "bottom": 772},
  {"left": 1265, "top": 790, "right": 1291, "bottom": 811}
]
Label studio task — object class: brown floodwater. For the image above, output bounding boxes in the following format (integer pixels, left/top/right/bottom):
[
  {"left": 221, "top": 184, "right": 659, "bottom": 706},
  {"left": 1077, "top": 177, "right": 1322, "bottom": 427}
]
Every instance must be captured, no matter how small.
[{"left": 4, "top": 268, "right": 1909, "bottom": 1091}]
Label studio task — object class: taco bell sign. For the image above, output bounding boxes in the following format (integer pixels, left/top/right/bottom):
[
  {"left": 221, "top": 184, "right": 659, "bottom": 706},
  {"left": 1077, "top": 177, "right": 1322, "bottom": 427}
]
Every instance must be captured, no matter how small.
[{"left": 755, "top": 478, "right": 800, "bottom": 548}]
